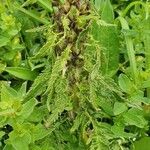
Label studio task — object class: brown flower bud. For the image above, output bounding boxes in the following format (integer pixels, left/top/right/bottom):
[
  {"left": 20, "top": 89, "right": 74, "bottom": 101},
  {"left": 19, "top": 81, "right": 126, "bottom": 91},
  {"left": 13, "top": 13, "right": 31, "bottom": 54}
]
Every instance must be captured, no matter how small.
[{"left": 63, "top": 1, "right": 71, "bottom": 13}]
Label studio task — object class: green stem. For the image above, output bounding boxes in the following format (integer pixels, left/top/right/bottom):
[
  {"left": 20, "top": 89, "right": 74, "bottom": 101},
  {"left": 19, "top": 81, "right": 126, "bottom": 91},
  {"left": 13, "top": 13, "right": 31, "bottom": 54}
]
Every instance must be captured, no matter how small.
[
  {"left": 16, "top": 6, "right": 49, "bottom": 24},
  {"left": 37, "top": 0, "right": 53, "bottom": 12},
  {"left": 144, "top": 17, "right": 150, "bottom": 97},
  {"left": 121, "top": 1, "right": 146, "bottom": 17},
  {"left": 118, "top": 17, "right": 138, "bottom": 84}
]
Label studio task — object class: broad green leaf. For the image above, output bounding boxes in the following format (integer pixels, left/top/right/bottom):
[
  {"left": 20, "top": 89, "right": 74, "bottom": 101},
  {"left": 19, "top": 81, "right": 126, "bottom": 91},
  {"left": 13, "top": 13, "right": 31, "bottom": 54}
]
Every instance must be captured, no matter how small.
[
  {"left": 132, "top": 137, "right": 150, "bottom": 150},
  {"left": 101, "top": 0, "right": 114, "bottom": 23},
  {"left": 90, "top": 7, "right": 119, "bottom": 76},
  {"left": 118, "top": 74, "right": 134, "bottom": 93},
  {"left": 0, "top": 83, "right": 18, "bottom": 105},
  {"left": 99, "top": 100, "right": 113, "bottom": 116},
  {"left": 111, "top": 125, "right": 135, "bottom": 138},
  {"left": 113, "top": 102, "right": 128, "bottom": 115},
  {"left": 8, "top": 29, "right": 19, "bottom": 36},
  {"left": 1, "top": 82, "right": 18, "bottom": 98},
  {"left": 101, "top": 25, "right": 120, "bottom": 76},
  {"left": 9, "top": 131, "right": 31, "bottom": 150},
  {"left": 5, "top": 67, "right": 38, "bottom": 81},
  {"left": 18, "top": 98, "right": 37, "bottom": 120},
  {"left": 0, "top": 36, "right": 9, "bottom": 47},
  {"left": 0, "top": 83, "right": 22, "bottom": 113},
  {"left": 130, "top": 92, "right": 150, "bottom": 105},
  {"left": 27, "top": 105, "right": 48, "bottom": 122},
  {"left": 32, "top": 123, "right": 57, "bottom": 141},
  {"left": 123, "top": 108, "right": 148, "bottom": 128},
  {"left": 3, "top": 144, "right": 14, "bottom": 150},
  {"left": 88, "top": 3, "right": 119, "bottom": 77},
  {"left": 3, "top": 51, "right": 16, "bottom": 61},
  {"left": 95, "top": 0, "right": 105, "bottom": 11}
]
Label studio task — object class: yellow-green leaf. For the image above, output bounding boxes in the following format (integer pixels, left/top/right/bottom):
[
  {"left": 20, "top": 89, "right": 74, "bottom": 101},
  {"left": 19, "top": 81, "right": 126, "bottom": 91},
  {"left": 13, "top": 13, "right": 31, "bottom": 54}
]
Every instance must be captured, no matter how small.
[{"left": 5, "top": 67, "right": 38, "bottom": 81}]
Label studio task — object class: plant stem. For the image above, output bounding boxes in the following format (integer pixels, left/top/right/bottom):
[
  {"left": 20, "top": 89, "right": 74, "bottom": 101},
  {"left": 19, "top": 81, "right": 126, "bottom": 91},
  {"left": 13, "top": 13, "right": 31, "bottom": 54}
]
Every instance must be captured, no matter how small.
[
  {"left": 16, "top": 6, "right": 49, "bottom": 24},
  {"left": 121, "top": 1, "right": 146, "bottom": 17},
  {"left": 144, "top": 17, "right": 150, "bottom": 97},
  {"left": 119, "top": 17, "right": 138, "bottom": 84}
]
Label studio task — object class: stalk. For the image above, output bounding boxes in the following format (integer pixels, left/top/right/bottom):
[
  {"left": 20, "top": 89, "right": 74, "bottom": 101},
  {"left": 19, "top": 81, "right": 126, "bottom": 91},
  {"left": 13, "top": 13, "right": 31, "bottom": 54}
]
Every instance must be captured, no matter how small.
[
  {"left": 119, "top": 17, "right": 138, "bottom": 84},
  {"left": 144, "top": 17, "right": 150, "bottom": 97},
  {"left": 121, "top": 1, "right": 146, "bottom": 17},
  {"left": 16, "top": 6, "right": 49, "bottom": 24}
]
